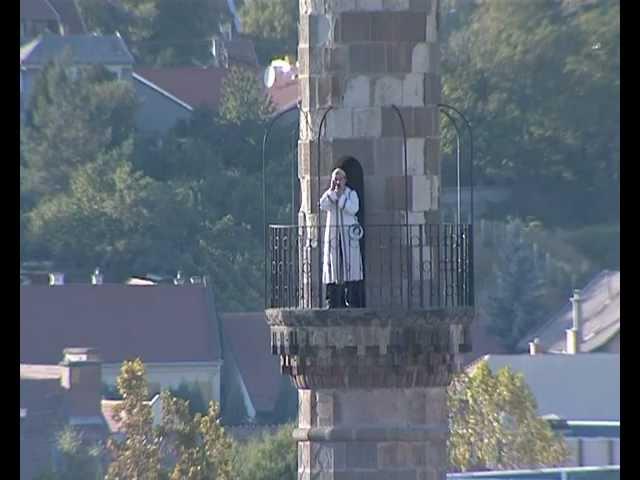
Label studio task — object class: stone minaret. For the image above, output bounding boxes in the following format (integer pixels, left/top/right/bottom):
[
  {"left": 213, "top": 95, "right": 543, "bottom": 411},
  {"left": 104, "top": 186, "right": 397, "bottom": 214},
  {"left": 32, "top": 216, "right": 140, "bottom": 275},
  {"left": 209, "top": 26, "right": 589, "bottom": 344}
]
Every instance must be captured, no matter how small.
[
  {"left": 266, "top": 1, "right": 474, "bottom": 479},
  {"left": 297, "top": 0, "right": 441, "bottom": 228},
  {"left": 295, "top": 0, "right": 445, "bottom": 310}
]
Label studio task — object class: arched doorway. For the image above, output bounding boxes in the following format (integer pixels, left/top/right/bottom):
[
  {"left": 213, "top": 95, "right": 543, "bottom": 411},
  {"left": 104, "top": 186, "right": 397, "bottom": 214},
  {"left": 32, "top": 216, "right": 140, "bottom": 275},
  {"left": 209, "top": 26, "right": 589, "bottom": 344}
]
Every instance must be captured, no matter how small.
[
  {"left": 333, "top": 156, "right": 366, "bottom": 307},
  {"left": 333, "top": 156, "right": 364, "bottom": 225}
]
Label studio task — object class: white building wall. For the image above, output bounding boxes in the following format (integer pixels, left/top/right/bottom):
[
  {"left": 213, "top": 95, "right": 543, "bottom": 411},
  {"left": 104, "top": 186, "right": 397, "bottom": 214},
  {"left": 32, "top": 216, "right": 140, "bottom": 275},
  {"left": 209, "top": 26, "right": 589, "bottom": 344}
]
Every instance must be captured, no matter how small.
[
  {"left": 581, "top": 438, "right": 612, "bottom": 466},
  {"left": 612, "top": 438, "right": 620, "bottom": 465},
  {"left": 564, "top": 438, "right": 580, "bottom": 467},
  {"left": 564, "top": 437, "right": 620, "bottom": 467},
  {"left": 102, "top": 361, "right": 222, "bottom": 405}
]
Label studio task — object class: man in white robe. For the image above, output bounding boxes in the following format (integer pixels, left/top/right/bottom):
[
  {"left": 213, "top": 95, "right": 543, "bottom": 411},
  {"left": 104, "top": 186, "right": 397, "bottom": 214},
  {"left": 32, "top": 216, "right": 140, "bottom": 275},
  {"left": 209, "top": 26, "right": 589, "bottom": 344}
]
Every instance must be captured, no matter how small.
[{"left": 319, "top": 168, "right": 364, "bottom": 308}]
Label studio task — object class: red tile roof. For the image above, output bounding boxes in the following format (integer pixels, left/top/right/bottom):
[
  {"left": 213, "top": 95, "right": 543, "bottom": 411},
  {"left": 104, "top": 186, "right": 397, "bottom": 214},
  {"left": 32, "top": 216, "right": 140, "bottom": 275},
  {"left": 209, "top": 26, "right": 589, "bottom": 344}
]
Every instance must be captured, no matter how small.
[
  {"left": 220, "top": 312, "right": 283, "bottom": 413},
  {"left": 268, "top": 80, "right": 299, "bottom": 113},
  {"left": 101, "top": 395, "right": 161, "bottom": 434},
  {"left": 133, "top": 67, "right": 229, "bottom": 111},
  {"left": 101, "top": 400, "right": 124, "bottom": 434},
  {"left": 20, "top": 285, "right": 222, "bottom": 364},
  {"left": 264, "top": 64, "right": 300, "bottom": 113}
]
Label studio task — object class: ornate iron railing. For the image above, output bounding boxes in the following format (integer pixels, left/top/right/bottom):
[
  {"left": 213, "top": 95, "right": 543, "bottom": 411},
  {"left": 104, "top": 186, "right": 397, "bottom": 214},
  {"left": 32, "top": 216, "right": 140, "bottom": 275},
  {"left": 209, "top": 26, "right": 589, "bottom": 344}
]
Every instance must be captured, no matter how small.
[{"left": 267, "top": 223, "right": 474, "bottom": 310}]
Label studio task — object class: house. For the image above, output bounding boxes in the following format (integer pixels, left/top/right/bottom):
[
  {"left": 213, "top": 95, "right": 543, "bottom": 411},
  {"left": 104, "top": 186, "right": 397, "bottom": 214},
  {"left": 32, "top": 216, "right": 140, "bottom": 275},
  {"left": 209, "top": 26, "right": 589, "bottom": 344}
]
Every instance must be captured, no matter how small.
[
  {"left": 19, "top": 32, "right": 198, "bottom": 134},
  {"left": 131, "top": 72, "right": 194, "bottom": 134},
  {"left": 20, "top": 347, "right": 109, "bottom": 480},
  {"left": 20, "top": 0, "right": 87, "bottom": 44},
  {"left": 20, "top": 33, "right": 134, "bottom": 112},
  {"left": 470, "top": 353, "right": 620, "bottom": 468},
  {"left": 101, "top": 393, "right": 163, "bottom": 442},
  {"left": 219, "top": 312, "right": 297, "bottom": 427},
  {"left": 133, "top": 66, "right": 229, "bottom": 112},
  {"left": 134, "top": 62, "right": 296, "bottom": 120},
  {"left": 20, "top": 281, "right": 223, "bottom": 407},
  {"left": 516, "top": 270, "right": 620, "bottom": 354},
  {"left": 265, "top": 59, "right": 300, "bottom": 116},
  {"left": 19, "top": 33, "right": 134, "bottom": 79}
]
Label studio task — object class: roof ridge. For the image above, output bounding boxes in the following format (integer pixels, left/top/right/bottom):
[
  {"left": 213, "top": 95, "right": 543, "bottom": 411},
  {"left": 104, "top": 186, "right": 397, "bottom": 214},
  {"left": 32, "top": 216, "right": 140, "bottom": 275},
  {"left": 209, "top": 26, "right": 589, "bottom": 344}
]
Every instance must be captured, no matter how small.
[
  {"left": 517, "top": 270, "right": 620, "bottom": 348},
  {"left": 132, "top": 72, "right": 194, "bottom": 112}
]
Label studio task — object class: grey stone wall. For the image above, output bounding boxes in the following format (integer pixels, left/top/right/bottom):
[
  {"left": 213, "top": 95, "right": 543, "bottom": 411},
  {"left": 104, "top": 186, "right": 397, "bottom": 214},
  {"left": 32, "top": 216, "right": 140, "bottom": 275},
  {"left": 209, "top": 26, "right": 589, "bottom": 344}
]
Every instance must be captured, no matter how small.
[
  {"left": 282, "top": 2, "right": 460, "bottom": 478},
  {"left": 266, "top": 307, "right": 472, "bottom": 479},
  {"left": 296, "top": 387, "right": 448, "bottom": 480},
  {"left": 296, "top": 0, "right": 443, "bottom": 308},
  {"left": 267, "top": 307, "right": 472, "bottom": 389},
  {"left": 298, "top": 0, "right": 441, "bottom": 229}
]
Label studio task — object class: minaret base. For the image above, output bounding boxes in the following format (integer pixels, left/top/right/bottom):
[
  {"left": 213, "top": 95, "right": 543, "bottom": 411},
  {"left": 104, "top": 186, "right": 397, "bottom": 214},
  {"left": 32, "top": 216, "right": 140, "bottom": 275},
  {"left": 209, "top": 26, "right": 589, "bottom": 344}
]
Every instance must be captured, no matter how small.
[{"left": 296, "top": 387, "right": 448, "bottom": 480}]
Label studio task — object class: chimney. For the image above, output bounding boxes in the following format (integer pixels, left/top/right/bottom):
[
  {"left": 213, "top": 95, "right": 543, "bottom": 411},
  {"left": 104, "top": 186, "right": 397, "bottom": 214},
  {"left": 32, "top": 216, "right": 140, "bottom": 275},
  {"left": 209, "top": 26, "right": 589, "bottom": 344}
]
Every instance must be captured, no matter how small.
[
  {"left": 529, "top": 338, "right": 544, "bottom": 355},
  {"left": 91, "top": 267, "right": 103, "bottom": 285},
  {"left": 59, "top": 348, "right": 104, "bottom": 421},
  {"left": 48, "top": 272, "right": 64, "bottom": 286},
  {"left": 566, "top": 289, "right": 582, "bottom": 354}
]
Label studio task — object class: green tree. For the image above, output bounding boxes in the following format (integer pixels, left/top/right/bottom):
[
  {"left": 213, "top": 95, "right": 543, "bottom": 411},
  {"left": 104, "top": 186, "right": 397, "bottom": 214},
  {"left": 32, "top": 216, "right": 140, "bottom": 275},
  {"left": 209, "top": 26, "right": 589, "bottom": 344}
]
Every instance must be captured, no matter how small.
[
  {"left": 76, "top": 0, "right": 129, "bottom": 35},
  {"left": 33, "top": 427, "right": 104, "bottom": 480},
  {"left": 485, "top": 219, "right": 548, "bottom": 351},
  {"left": 441, "top": 0, "right": 619, "bottom": 226},
  {"left": 219, "top": 66, "right": 274, "bottom": 124},
  {"left": 26, "top": 142, "right": 200, "bottom": 280},
  {"left": 448, "top": 360, "right": 569, "bottom": 471},
  {"left": 168, "top": 382, "right": 208, "bottom": 416},
  {"left": 22, "top": 54, "right": 137, "bottom": 199},
  {"left": 79, "top": 0, "right": 230, "bottom": 66},
  {"left": 239, "top": 0, "right": 298, "bottom": 62},
  {"left": 22, "top": 57, "right": 292, "bottom": 312},
  {"left": 105, "top": 359, "right": 162, "bottom": 480},
  {"left": 160, "top": 393, "right": 233, "bottom": 480},
  {"left": 105, "top": 359, "right": 234, "bottom": 479},
  {"left": 55, "top": 426, "right": 105, "bottom": 480},
  {"left": 232, "top": 424, "right": 297, "bottom": 480}
]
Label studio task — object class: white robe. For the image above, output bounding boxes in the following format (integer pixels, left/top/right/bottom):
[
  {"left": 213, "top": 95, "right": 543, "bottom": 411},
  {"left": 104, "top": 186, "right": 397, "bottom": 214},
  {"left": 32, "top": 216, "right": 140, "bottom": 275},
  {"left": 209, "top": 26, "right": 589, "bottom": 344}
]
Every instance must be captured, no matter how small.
[{"left": 319, "top": 186, "right": 364, "bottom": 284}]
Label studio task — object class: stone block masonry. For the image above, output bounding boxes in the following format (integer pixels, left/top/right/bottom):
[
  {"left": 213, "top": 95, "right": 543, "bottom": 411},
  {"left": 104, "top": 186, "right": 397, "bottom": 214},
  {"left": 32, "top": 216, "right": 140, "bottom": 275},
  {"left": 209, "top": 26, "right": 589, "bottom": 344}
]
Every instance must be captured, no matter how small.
[
  {"left": 267, "top": 306, "right": 472, "bottom": 480},
  {"left": 297, "top": 0, "right": 441, "bottom": 225},
  {"left": 271, "top": 2, "right": 469, "bottom": 480}
]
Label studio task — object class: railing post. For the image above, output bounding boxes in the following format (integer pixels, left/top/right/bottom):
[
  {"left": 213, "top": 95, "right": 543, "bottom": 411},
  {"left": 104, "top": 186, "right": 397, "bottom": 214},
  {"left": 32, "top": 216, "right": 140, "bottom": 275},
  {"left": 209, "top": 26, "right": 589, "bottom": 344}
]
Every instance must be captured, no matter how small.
[
  {"left": 266, "top": 223, "right": 473, "bottom": 310},
  {"left": 262, "top": 103, "right": 300, "bottom": 308}
]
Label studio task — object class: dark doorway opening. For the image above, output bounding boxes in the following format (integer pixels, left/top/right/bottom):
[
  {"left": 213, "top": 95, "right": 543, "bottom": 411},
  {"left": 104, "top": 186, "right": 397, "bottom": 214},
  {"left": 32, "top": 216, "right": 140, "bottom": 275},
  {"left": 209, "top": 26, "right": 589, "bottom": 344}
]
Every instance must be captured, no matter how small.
[
  {"left": 333, "top": 156, "right": 364, "bottom": 224},
  {"left": 333, "top": 156, "right": 366, "bottom": 307}
]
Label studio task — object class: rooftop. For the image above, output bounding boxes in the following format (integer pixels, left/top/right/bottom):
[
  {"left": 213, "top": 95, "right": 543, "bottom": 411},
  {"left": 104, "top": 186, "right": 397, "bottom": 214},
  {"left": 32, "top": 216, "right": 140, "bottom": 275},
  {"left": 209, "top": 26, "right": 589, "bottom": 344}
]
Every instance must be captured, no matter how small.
[
  {"left": 517, "top": 270, "right": 620, "bottom": 353},
  {"left": 133, "top": 66, "right": 229, "bottom": 111},
  {"left": 20, "top": 284, "right": 222, "bottom": 364},
  {"left": 20, "top": 33, "right": 134, "bottom": 66},
  {"left": 474, "top": 353, "right": 619, "bottom": 422},
  {"left": 220, "top": 312, "right": 286, "bottom": 414}
]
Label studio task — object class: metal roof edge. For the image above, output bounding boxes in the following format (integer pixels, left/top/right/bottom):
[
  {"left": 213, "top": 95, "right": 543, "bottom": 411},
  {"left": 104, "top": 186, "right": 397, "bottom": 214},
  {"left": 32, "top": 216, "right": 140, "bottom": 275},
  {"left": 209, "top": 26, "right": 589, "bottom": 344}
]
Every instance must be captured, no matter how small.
[
  {"left": 447, "top": 465, "right": 620, "bottom": 478},
  {"left": 132, "top": 72, "right": 194, "bottom": 112},
  {"left": 516, "top": 270, "right": 619, "bottom": 350}
]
